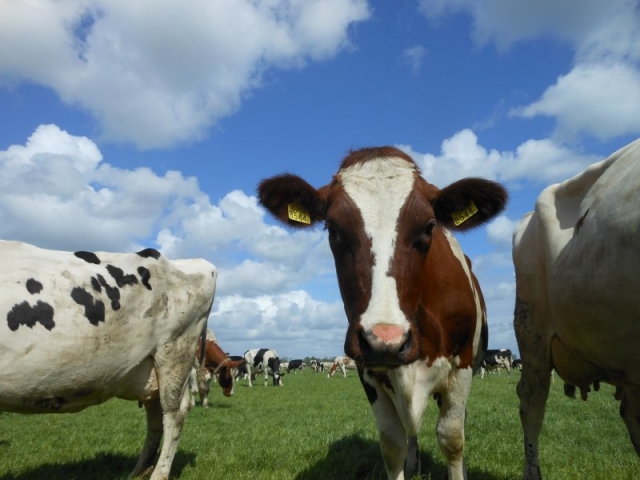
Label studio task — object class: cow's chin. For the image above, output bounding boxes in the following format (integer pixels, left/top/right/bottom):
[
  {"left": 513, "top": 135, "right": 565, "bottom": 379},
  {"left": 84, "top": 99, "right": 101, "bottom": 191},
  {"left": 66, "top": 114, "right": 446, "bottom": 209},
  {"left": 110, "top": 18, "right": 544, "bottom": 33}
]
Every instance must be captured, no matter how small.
[{"left": 363, "top": 362, "right": 403, "bottom": 372}]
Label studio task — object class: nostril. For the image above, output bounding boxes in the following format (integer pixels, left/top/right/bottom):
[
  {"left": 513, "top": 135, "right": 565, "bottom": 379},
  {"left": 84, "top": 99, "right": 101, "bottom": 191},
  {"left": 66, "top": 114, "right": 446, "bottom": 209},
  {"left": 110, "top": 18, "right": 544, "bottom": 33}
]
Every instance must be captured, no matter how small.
[
  {"left": 358, "top": 329, "right": 372, "bottom": 353},
  {"left": 399, "top": 330, "right": 413, "bottom": 359}
]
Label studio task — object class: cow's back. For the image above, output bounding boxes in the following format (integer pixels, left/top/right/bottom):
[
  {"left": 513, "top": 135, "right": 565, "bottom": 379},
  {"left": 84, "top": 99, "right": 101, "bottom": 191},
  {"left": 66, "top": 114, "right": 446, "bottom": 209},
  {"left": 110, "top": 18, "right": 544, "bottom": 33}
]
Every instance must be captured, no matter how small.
[{"left": 0, "top": 240, "right": 217, "bottom": 413}]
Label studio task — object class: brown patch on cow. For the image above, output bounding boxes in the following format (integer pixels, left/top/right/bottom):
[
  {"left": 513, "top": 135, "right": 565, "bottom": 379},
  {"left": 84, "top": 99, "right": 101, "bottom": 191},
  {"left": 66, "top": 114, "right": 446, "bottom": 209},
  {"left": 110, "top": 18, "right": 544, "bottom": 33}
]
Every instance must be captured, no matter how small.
[
  {"left": 392, "top": 226, "right": 481, "bottom": 369},
  {"left": 196, "top": 339, "right": 245, "bottom": 397},
  {"left": 575, "top": 209, "right": 589, "bottom": 235}
]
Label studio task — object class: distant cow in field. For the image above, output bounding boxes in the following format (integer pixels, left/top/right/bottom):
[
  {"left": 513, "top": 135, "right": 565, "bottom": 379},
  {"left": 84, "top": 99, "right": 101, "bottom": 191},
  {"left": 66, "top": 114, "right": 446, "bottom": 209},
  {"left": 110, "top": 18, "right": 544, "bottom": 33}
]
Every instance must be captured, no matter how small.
[
  {"left": 512, "top": 358, "right": 522, "bottom": 371},
  {"left": 480, "top": 348, "right": 513, "bottom": 378},
  {"left": 310, "top": 359, "right": 326, "bottom": 373},
  {"left": 244, "top": 348, "right": 283, "bottom": 387},
  {"left": 258, "top": 146, "right": 506, "bottom": 479},
  {"left": 190, "top": 333, "right": 246, "bottom": 407},
  {"left": 287, "top": 359, "right": 306, "bottom": 373},
  {"left": 513, "top": 138, "right": 640, "bottom": 479},
  {"left": 0, "top": 240, "right": 217, "bottom": 480},
  {"left": 327, "top": 355, "right": 357, "bottom": 378}
]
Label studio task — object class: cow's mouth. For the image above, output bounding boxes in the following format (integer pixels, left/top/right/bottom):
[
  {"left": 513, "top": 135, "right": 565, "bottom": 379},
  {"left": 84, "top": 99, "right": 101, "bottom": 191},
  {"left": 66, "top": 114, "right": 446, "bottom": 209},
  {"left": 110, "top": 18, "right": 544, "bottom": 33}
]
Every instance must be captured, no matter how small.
[{"left": 358, "top": 329, "right": 413, "bottom": 367}]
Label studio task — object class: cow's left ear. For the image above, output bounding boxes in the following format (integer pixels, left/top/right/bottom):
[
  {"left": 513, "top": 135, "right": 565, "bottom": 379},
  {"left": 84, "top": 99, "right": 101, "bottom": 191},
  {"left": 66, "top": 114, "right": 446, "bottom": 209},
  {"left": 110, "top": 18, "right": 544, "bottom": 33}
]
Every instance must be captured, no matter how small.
[
  {"left": 257, "top": 173, "right": 328, "bottom": 228},
  {"left": 431, "top": 178, "right": 508, "bottom": 231}
]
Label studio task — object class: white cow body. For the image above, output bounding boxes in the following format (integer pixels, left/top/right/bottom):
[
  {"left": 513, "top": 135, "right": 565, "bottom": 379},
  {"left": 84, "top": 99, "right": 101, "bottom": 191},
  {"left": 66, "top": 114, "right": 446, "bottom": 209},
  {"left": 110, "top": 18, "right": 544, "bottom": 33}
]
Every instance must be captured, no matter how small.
[
  {"left": 513, "top": 138, "right": 640, "bottom": 479},
  {"left": 327, "top": 355, "right": 357, "bottom": 378},
  {"left": 0, "top": 240, "right": 217, "bottom": 480}
]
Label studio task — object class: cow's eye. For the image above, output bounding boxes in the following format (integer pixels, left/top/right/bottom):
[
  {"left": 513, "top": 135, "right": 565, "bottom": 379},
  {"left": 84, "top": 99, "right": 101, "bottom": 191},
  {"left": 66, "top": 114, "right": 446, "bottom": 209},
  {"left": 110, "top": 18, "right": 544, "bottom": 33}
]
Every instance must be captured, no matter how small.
[{"left": 413, "top": 219, "right": 436, "bottom": 252}]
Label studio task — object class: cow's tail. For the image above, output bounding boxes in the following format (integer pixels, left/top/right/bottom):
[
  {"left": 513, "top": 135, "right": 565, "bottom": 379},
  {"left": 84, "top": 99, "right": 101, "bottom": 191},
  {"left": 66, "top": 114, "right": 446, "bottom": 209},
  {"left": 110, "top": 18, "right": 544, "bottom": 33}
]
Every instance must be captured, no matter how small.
[{"left": 197, "top": 326, "right": 207, "bottom": 370}]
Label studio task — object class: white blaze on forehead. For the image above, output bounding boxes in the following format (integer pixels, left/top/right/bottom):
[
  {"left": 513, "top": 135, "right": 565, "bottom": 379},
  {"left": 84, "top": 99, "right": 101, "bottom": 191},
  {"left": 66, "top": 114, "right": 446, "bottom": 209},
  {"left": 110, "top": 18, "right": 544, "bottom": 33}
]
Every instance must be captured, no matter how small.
[{"left": 339, "top": 157, "right": 416, "bottom": 329}]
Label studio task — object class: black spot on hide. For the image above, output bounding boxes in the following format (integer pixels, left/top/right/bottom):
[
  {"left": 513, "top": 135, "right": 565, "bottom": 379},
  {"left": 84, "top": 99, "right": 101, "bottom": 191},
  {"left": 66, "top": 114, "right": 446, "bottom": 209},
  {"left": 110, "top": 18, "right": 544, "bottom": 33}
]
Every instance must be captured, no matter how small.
[
  {"left": 74, "top": 251, "right": 101, "bottom": 264},
  {"left": 95, "top": 274, "right": 121, "bottom": 311},
  {"left": 137, "top": 248, "right": 161, "bottom": 260},
  {"left": 26, "top": 278, "right": 43, "bottom": 294},
  {"left": 254, "top": 348, "right": 269, "bottom": 367},
  {"left": 7, "top": 300, "right": 55, "bottom": 331},
  {"left": 71, "top": 287, "right": 105, "bottom": 325},
  {"left": 137, "top": 266, "right": 152, "bottom": 290},
  {"left": 106, "top": 264, "right": 139, "bottom": 288},
  {"left": 359, "top": 369, "right": 378, "bottom": 405}
]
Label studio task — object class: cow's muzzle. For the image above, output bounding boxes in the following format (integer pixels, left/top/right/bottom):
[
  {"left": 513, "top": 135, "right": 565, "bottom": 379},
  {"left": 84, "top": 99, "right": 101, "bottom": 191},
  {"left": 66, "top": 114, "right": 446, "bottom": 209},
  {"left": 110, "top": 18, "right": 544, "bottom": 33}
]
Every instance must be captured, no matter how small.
[{"left": 358, "top": 324, "right": 412, "bottom": 368}]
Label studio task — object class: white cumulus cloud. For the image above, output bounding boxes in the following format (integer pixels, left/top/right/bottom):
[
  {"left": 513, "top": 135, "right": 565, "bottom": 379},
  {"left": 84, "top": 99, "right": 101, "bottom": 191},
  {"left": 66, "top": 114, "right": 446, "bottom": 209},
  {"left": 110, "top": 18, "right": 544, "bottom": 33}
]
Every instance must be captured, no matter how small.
[{"left": 0, "top": 0, "right": 371, "bottom": 149}]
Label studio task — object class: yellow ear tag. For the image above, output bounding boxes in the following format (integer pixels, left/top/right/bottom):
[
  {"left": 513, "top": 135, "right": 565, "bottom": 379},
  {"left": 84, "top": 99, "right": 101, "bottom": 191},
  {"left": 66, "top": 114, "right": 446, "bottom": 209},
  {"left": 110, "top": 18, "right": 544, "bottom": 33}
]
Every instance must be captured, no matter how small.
[
  {"left": 287, "top": 203, "right": 311, "bottom": 225},
  {"left": 452, "top": 201, "right": 478, "bottom": 226}
]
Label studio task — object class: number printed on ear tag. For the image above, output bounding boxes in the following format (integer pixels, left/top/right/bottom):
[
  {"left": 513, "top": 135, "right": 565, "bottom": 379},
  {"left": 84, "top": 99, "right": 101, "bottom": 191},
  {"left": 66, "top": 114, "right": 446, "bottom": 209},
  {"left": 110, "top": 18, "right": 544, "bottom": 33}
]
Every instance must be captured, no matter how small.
[
  {"left": 288, "top": 203, "right": 311, "bottom": 224},
  {"left": 452, "top": 201, "right": 478, "bottom": 226}
]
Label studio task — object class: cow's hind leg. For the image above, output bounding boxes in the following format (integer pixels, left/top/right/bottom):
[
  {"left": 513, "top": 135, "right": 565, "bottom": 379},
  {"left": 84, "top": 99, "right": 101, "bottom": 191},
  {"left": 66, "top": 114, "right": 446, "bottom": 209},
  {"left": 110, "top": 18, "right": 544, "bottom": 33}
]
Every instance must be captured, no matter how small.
[
  {"left": 514, "top": 298, "right": 552, "bottom": 480},
  {"left": 130, "top": 398, "right": 163, "bottom": 479},
  {"left": 146, "top": 337, "right": 198, "bottom": 480},
  {"left": 153, "top": 386, "right": 191, "bottom": 480}
]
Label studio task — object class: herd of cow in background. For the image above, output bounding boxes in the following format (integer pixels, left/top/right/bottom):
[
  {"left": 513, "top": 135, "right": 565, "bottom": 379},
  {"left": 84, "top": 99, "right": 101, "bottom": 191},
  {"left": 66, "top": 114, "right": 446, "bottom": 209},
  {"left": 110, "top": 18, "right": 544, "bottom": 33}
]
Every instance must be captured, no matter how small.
[
  {"left": 188, "top": 340, "right": 520, "bottom": 410},
  {"left": 1, "top": 139, "right": 640, "bottom": 480}
]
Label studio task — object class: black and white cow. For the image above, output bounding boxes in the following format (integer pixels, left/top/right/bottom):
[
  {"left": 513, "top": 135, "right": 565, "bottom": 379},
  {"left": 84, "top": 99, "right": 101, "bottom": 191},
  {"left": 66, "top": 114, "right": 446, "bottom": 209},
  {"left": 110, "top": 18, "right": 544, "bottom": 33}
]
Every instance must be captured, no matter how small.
[
  {"left": 512, "top": 358, "right": 522, "bottom": 371},
  {"left": 287, "top": 359, "right": 306, "bottom": 373},
  {"left": 0, "top": 240, "right": 217, "bottom": 480},
  {"left": 244, "top": 348, "right": 283, "bottom": 387},
  {"left": 480, "top": 348, "right": 513, "bottom": 378}
]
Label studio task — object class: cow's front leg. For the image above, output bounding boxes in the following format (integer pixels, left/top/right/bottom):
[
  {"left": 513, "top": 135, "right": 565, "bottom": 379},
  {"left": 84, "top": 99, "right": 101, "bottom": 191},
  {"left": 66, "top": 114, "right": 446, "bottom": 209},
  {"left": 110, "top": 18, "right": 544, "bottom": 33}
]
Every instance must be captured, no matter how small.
[
  {"left": 514, "top": 298, "right": 552, "bottom": 480},
  {"left": 359, "top": 369, "right": 407, "bottom": 480},
  {"left": 436, "top": 368, "right": 472, "bottom": 480}
]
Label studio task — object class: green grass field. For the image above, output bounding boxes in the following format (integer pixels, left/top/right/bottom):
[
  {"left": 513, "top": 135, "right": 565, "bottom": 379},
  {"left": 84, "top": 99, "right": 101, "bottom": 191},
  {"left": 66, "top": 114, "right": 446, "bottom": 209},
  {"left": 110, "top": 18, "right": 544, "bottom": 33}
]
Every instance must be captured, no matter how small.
[{"left": 0, "top": 370, "right": 637, "bottom": 479}]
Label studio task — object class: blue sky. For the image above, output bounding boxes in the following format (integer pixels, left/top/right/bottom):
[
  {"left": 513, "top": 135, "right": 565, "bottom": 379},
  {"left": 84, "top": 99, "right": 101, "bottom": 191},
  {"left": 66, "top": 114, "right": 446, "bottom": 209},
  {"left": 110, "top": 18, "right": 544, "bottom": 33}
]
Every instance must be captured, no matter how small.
[{"left": 1, "top": 0, "right": 639, "bottom": 360}]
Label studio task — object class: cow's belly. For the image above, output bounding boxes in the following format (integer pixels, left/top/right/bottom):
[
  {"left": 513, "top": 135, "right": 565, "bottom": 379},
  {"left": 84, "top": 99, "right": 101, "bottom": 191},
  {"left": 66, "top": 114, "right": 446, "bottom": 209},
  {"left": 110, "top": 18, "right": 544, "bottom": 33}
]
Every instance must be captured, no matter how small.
[
  {"left": 0, "top": 320, "right": 161, "bottom": 413},
  {"left": 0, "top": 355, "right": 158, "bottom": 413},
  {"left": 548, "top": 297, "right": 640, "bottom": 386},
  {"left": 548, "top": 229, "right": 640, "bottom": 383}
]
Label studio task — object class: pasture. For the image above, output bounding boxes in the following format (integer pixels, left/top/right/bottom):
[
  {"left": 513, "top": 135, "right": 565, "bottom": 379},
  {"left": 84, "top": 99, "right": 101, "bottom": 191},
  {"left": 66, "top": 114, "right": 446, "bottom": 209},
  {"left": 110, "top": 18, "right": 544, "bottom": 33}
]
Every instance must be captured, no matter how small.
[{"left": 0, "top": 369, "right": 637, "bottom": 479}]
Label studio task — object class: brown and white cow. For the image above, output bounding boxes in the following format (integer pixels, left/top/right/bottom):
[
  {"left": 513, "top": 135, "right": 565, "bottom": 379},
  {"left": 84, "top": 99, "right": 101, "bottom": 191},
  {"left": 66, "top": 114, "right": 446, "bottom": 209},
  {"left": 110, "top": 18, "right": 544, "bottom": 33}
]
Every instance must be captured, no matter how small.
[
  {"left": 327, "top": 355, "right": 357, "bottom": 378},
  {"left": 513, "top": 138, "right": 640, "bottom": 479},
  {"left": 0, "top": 240, "right": 217, "bottom": 480},
  {"left": 258, "top": 146, "right": 507, "bottom": 480},
  {"left": 190, "top": 332, "right": 246, "bottom": 407}
]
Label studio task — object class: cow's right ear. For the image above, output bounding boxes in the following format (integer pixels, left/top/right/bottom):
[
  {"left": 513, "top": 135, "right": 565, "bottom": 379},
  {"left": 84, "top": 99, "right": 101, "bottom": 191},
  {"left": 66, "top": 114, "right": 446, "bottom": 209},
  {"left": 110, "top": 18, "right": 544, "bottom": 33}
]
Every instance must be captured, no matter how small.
[{"left": 257, "top": 173, "right": 328, "bottom": 228}]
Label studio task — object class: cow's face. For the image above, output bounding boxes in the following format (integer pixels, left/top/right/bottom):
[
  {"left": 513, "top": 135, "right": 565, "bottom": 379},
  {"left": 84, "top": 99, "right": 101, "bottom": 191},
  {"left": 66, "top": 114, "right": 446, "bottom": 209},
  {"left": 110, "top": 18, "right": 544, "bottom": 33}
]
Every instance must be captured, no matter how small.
[
  {"left": 258, "top": 147, "right": 507, "bottom": 370},
  {"left": 217, "top": 358, "right": 246, "bottom": 396}
]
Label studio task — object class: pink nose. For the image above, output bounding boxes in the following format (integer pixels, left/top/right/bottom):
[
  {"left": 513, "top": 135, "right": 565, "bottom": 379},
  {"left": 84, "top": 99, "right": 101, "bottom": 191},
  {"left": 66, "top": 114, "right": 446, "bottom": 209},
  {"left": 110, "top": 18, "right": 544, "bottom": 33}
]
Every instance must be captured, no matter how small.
[
  {"left": 359, "top": 324, "right": 412, "bottom": 366},
  {"left": 370, "top": 324, "right": 405, "bottom": 345}
]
